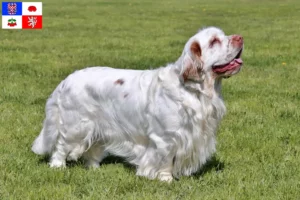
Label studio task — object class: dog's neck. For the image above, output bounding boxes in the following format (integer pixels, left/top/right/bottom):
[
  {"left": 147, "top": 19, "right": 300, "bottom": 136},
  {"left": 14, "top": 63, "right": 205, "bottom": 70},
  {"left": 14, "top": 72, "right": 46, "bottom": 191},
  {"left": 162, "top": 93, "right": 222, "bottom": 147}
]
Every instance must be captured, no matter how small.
[
  {"left": 184, "top": 74, "right": 223, "bottom": 99},
  {"left": 158, "top": 64, "right": 226, "bottom": 121},
  {"left": 172, "top": 58, "right": 223, "bottom": 100}
]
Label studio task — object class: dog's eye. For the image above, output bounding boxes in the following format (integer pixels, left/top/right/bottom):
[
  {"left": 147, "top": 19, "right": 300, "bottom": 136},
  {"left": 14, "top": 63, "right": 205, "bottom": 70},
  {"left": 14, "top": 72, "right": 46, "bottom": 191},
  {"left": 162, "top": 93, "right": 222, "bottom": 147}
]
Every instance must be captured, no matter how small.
[{"left": 210, "top": 37, "right": 221, "bottom": 47}]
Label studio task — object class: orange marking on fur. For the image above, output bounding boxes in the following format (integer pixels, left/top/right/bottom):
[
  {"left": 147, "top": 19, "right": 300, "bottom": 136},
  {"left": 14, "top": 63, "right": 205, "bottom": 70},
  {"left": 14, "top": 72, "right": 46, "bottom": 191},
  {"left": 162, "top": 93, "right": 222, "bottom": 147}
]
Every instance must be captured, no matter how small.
[
  {"left": 115, "top": 79, "right": 124, "bottom": 85},
  {"left": 190, "top": 41, "right": 201, "bottom": 58},
  {"left": 183, "top": 66, "right": 191, "bottom": 81},
  {"left": 209, "top": 36, "right": 221, "bottom": 48}
]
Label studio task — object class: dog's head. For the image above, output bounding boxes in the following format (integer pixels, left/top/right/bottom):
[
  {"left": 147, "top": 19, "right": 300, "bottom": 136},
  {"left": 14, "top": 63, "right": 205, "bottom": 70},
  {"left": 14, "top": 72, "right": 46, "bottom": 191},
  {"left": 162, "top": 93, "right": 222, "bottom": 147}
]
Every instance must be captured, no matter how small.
[{"left": 179, "top": 27, "right": 243, "bottom": 82}]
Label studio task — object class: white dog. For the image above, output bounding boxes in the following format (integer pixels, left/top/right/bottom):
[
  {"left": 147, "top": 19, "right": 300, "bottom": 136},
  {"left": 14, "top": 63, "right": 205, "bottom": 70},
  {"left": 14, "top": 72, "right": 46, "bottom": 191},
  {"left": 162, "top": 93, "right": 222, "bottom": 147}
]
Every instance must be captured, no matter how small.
[{"left": 32, "top": 27, "right": 243, "bottom": 182}]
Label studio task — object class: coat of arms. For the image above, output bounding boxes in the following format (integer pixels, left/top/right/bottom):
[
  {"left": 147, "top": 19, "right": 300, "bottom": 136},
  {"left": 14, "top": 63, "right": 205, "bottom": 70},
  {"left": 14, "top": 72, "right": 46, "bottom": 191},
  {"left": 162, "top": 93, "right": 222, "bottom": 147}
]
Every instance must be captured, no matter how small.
[
  {"left": 7, "top": 18, "right": 17, "bottom": 27},
  {"left": 28, "top": 16, "right": 37, "bottom": 28},
  {"left": 7, "top": 3, "right": 17, "bottom": 15}
]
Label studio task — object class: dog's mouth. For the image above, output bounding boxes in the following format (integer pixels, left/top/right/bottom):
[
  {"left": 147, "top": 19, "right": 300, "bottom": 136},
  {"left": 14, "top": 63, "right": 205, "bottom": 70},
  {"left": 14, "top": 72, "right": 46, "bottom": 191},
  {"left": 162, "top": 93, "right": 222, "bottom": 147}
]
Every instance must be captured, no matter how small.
[{"left": 212, "top": 49, "right": 243, "bottom": 74}]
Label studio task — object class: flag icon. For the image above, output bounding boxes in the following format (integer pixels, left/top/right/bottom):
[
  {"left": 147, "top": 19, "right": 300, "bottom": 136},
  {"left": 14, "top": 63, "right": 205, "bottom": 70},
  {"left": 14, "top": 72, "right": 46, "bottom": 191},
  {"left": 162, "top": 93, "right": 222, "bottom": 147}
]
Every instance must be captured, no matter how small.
[
  {"left": 22, "top": 2, "right": 42, "bottom": 16},
  {"left": 2, "top": 2, "right": 22, "bottom": 15},
  {"left": 2, "top": 16, "right": 22, "bottom": 29},
  {"left": 22, "top": 15, "right": 42, "bottom": 29},
  {"left": 2, "top": 2, "right": 42, "bottom": 29}
]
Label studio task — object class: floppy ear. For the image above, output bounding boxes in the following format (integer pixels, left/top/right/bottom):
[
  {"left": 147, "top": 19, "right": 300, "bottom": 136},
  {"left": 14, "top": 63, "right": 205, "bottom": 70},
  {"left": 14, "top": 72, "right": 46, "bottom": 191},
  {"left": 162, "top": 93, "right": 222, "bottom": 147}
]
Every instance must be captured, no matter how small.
[
  {"left": 190, "top": 40, "right": 202, "bottom": 59},
  {"left": 181, "top": 41, "right": 203, "bottom": 82}
]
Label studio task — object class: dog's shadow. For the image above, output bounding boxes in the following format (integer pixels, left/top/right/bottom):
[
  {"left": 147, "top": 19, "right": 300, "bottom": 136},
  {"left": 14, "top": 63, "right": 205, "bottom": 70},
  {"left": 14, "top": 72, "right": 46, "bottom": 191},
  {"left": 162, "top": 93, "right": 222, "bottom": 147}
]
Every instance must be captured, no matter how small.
[
  {"left": 100, "top": 155, "right": 225, "bottom": 178},
  {"left": 38, "top": 155, "right": 224, "bottom": 179},
  {"left": 38, "top": 155, "right": 85, "bottom": 168},
  {"left": 37, "top": 155, "right": 134, "bottom": 170},
  {"left": 192, "top": 156, "right": 225, "bottom": 178}
]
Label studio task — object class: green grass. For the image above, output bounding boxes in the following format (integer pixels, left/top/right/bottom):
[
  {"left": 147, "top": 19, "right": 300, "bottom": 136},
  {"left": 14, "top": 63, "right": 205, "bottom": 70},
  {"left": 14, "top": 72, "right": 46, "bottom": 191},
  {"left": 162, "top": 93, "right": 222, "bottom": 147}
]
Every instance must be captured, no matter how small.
[{"left": 1, "top": 0, "right": 300, "bottom": 199}]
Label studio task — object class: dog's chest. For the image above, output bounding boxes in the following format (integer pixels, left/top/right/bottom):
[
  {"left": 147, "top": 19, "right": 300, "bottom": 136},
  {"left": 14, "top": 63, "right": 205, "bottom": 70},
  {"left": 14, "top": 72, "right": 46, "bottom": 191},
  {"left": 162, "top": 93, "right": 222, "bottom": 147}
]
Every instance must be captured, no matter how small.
[{"left": 182, "top": 90, "right": 226, "bottom": 132}]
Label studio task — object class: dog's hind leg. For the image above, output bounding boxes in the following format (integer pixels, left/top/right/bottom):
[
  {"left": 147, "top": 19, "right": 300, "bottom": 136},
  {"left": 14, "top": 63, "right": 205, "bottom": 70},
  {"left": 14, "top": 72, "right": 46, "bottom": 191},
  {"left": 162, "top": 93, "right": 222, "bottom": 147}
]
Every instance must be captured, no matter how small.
[
  {"left": 49, "top": 134, "right": 69, "bottom": 168},
  {"left": 50, "top": 125, "right": 90, "bottom": 168}
]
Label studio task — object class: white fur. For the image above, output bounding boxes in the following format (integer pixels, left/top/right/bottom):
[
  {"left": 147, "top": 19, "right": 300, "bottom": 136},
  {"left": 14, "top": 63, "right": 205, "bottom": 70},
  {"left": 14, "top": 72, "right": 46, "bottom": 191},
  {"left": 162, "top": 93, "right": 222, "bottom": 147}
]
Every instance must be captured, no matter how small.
[{"left": 32, "top": 27, "right": 243, "bottom": 182}]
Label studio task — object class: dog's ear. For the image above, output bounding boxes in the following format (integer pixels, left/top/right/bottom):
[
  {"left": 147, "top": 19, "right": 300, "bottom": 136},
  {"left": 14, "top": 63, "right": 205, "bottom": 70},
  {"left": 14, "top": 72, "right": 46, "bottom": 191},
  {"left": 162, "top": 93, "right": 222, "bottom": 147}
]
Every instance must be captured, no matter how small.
[
  {"left": 190, "top": 41, "right": 202, "bottom": 59},
  {"left": 181, "top": 41, "right": 203, "bottom": 82}
]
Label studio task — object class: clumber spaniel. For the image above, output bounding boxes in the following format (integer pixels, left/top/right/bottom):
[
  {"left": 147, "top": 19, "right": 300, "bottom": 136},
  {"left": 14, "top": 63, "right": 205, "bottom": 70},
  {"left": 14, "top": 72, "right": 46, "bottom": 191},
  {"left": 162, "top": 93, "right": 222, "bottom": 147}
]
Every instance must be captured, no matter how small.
[{"left": 32, "top": 27, "right": 243, "bottom": 182}]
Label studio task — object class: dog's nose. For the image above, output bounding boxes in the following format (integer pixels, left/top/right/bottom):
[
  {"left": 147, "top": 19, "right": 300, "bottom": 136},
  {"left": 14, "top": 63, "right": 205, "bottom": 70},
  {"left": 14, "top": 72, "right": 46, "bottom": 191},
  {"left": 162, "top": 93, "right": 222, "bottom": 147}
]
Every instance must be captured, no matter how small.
[{"left": 231, "top": 35, "right": 243, "bottom": 47}]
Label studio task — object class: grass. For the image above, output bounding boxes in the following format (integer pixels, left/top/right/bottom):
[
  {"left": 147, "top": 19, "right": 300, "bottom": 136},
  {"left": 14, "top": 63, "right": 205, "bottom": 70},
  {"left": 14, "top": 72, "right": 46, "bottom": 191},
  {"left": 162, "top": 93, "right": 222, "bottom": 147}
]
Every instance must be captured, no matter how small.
[{"left": 1, "top": 0, "right": 300, "bottom": 199}]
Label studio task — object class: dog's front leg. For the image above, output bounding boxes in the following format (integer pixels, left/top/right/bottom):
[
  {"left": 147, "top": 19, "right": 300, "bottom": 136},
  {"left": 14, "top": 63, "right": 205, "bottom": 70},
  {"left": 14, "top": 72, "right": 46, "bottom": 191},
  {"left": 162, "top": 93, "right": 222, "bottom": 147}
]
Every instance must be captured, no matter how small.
[{"left": 136, "top": 133, "right": 175, "bottom": 182}]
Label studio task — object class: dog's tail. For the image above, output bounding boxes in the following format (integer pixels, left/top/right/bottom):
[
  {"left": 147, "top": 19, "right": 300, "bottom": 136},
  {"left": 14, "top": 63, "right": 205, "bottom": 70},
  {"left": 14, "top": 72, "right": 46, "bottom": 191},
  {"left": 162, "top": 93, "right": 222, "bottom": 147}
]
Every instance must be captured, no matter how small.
[
  {"left": 32, "top": 127, "right": 58, "bottom": 155},
  {"left": 32, "top": 83, "right": 63, "bottom": 155}
]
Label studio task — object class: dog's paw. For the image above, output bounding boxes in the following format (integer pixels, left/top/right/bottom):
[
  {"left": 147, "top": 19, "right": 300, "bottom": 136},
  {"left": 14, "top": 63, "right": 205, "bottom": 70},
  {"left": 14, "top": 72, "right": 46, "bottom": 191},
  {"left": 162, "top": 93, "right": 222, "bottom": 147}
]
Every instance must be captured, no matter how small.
[
  {"left": 158, "top": 172, "right": 173, "bottom": 183},
  {"left": 49, "top": 159, "right": 66, "bottom": 168},
  {"left": 85, "top": 161, "right": 100, "bottom": 169}
]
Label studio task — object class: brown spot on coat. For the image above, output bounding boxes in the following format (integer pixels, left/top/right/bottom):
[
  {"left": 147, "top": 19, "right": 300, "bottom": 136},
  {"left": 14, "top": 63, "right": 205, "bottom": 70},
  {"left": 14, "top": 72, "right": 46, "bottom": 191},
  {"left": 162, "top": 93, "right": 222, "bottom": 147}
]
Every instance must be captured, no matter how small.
[
  {"left": 190, "top": 41, "right": 202, "bottom": 58},
  {"left": 182, "top": 57, "right": 203, "bottom": 82},
  {"left": 209, "top": 36, "right": 221, "bottom": 48},
  {"left": 115, "top": 79, "right": 124, "bottom": 85}
]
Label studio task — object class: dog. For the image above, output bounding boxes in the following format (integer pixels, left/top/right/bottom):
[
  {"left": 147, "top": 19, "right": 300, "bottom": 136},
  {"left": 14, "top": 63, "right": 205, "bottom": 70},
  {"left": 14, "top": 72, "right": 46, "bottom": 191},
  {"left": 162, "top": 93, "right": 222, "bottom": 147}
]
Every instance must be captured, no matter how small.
[{"left": 32, "top": 27, "right": 243, "bottom": 182}]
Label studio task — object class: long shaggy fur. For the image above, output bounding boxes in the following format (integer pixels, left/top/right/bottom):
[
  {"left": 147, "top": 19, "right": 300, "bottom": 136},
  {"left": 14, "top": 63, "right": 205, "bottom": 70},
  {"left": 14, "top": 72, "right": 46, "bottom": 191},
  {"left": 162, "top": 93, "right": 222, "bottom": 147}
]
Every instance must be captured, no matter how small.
[{"left": 32, "top": 27, "right": 244, "bottom": 182}]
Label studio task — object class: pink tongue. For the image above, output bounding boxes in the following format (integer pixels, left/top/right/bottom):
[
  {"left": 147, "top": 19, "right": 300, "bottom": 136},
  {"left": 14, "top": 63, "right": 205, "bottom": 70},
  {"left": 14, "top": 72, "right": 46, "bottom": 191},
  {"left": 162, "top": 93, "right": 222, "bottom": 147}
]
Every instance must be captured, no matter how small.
[
  {"left": 235, "top": 58, "right": 243, "bottom": 64},
  {"left": 213, "top": 58, "right": 243, "bottom": 73}
]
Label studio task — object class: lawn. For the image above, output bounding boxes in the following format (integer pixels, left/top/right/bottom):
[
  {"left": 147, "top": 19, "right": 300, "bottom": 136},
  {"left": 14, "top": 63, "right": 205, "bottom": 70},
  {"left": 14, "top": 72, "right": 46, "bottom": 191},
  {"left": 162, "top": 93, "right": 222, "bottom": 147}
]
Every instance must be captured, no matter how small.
[{"left": 1, "top": 0, "right": 300, "bottom": 199}]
